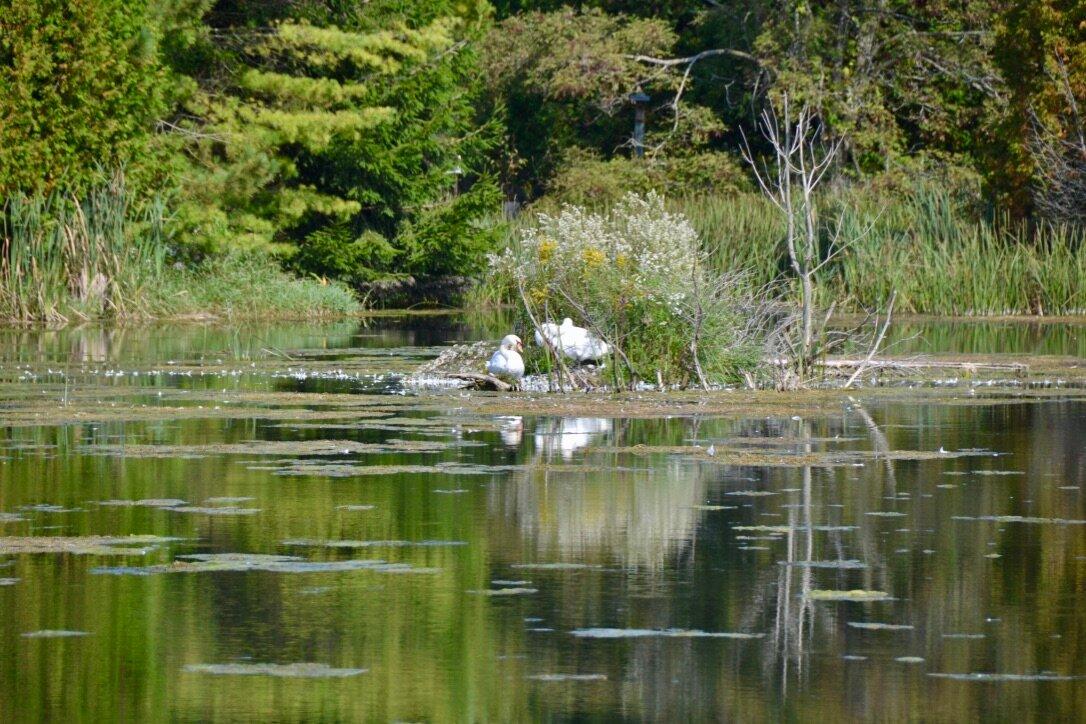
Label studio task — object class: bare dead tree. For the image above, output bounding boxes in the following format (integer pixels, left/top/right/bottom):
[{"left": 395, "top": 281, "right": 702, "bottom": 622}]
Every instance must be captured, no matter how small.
[{"left": 741, "top": 96, "right": 841, "bottom": 379}]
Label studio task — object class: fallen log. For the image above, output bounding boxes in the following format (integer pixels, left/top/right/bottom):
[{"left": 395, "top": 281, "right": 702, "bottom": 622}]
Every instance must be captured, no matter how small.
[{"left": 445, "top": 372, "right": 514, "bottom": 391}]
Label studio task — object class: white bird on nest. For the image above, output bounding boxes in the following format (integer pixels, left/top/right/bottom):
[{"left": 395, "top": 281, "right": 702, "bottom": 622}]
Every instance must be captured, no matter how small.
[
  {"left": 487, "top": 334, "right": 525, "bottom": 384},
  {"left": 534, "top": 318, "right": 610, "bottom": 363}
]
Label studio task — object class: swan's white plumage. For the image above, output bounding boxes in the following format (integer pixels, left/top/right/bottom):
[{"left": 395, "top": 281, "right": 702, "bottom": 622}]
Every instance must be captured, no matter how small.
[
  {"left": 534, "top": 318, "right": 609, "bottom": 363},
  {"left": 487, "top": 334, "right": 525, "bottom": 381}
]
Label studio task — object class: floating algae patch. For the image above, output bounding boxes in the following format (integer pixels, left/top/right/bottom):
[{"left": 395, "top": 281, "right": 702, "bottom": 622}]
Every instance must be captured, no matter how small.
[
  {"left": 847, "top": 622, "right": 914, "bottom": 631},
  {"left": 809, "top": 590, "right": 891, "bottom": 601},
  {"left": 168, "top": 507, "right": 260, "bottom": 516},
  {"left": 511, "top": 563, "right": 604, "bottom": 571},
  {"left": 600, "top": 443, "right": 988, "bottom": 468},
  {"left": 92, "top": 553, "right": 440, "bottom": 575},
  {"left": 782, "top": 560, "right": 867, "bottom": 569},
  {"left": 90, "top": 439, "right": 451, "bottom": 458},
  {"left": 733, "top": 525, "right": 857, "bottom": 534},
  {"left": 928, "top": 672, "right": 1085, "bottom": 682},
  {"left": 20, "top": 504, "right": 85, "bottom": 514},
  {"left": 21, "top": 630, "right": 90, "bottom": 638},
  {"left": 283, "top": 539, "right": 467, "bottom": 548},
  {"left": 571, "top": 628, "right": 763, "bottom": 640},
  {"left": 185, "top": 663, "right": 367, "bottom": 678},
  {"left": 98, "top": 499, "right": 188, "bottom": 508},
  {"left": 528, "top": 674, "right": 607, "bottom": 682},
  {"left": 266, "top": 460, "right": 633, "bottom": 478},
  {"left": 0, "top": 535, "right": 177, "bottom": 555},
  {"left": 468, "top": 587, "right": 538, "bottom": 596},
  {"left": 953, "top": 515, "right": 1086, "bottom": 525}
]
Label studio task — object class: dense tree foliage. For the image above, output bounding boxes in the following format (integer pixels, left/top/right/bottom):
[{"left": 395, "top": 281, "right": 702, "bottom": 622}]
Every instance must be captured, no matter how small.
[
  {"left": 1, "top": 0, "right": 1084, "bottom": 297},
  {"left": 0, "top": 0, "right": 169, "bottom": 194}
]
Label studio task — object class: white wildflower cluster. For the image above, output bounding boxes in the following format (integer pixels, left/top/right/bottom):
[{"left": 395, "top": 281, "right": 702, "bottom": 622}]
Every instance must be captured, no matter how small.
[{"left": 495, "top": 191, "right": 702, "bottom": 309}]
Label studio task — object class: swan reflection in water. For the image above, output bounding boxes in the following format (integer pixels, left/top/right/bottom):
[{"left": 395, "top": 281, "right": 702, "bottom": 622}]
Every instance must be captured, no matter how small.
[
  {"left": 533, "top": 417, "right": 612, "bottom": 459},
  {"left": 497, "top": 416, "right": 524, "bottom": 447}
]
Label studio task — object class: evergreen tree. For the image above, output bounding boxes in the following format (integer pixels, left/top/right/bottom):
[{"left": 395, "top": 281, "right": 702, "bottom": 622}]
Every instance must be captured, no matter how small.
[
  {"left": 173, "top": 0, "right": 499, "bottom": 283},
  {"left": 0, "top": 0, "right": 169, "bottom": 194}
]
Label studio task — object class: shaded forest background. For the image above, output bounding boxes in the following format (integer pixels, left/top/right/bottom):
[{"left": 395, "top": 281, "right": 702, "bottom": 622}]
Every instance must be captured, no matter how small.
[{"left": 0, "top": 0, "right": 1083, "bottom": 313}]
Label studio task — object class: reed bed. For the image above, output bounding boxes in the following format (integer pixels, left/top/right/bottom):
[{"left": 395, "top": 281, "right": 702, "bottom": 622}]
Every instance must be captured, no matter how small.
[
  {"left": 0, "top": 177, "right": 166, "bottom": 323},
  {"left": 674, "top": 185, "right": 1086, "bottom": 316}
]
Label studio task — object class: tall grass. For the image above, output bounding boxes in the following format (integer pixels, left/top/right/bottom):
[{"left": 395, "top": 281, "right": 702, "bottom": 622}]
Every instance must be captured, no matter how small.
[
  {"left": 673, "top": 184, "right": 1086, "bottom": 316},
  {"left": 1, "top": 176, "right": 166, "bottom": 323},
  {"left": 157, "top": 254, "right": 360, "bottom": 320}
]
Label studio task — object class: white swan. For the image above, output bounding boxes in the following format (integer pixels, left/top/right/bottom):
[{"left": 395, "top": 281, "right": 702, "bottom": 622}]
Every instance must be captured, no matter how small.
[
  {"left": 487, "top": 334, "right": 525, "bottom": 383},
  {"left": 534, "top": 318, "right": 610, "bottom": 363}
]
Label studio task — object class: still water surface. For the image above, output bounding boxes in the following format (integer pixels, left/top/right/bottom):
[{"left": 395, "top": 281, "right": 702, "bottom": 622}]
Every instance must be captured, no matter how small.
[{"left": 0, "top": 317, "right": 1083, "bottom": 721}]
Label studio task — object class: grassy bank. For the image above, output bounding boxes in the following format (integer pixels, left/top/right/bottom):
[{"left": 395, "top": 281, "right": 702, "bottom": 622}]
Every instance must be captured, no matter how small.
[{"left": 1, "top": 182, "right": 360, "bottom": 324}]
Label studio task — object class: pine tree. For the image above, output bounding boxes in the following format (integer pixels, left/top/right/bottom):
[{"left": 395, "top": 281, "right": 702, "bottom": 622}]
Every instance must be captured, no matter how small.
[{"left": 174, "top": 1, "right": 499, "bottom": 283}]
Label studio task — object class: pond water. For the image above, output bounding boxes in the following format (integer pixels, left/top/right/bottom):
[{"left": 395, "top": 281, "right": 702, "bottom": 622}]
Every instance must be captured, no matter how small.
[{"left": 0, "top": 316, "right": 1084, "bottom": 721}]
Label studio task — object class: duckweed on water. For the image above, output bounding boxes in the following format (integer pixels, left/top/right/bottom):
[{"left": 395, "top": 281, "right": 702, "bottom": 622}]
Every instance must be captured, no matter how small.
[
  {"left": 98, "top": 499, "right": 189, "bottom": 508},
  {"left": 92, "top": 553, "right": 441, "bottom": 575},
  {"left": 527, "top": 674, "right": 607, "bottom": 682},
  {"left": 571, "top": 629, "right": 764, "bottom": 639},
  {"left": 510, "top": 563, "right": 604, "bottom": 570},
  {"left": 21, "top": 630, "right": 90, "bottom": 638},
  {"left": 927, "top": 673, "right": 1085, "bottom": 682},
  {"left": 168, "top": 506, "right": 261, "bottom": 516},
  {"left": 733, "top": 525, "right": 858, "bottom": 534},
  {"left": 0, "top": 535, "right": 178, "bottom": 555},
  {"left": 952, "top": 515, "right": 1086, "bottom": 525},
  {"left": 809, "top": 590, "right": 891, "bottom": 601},
  {"left": 90, "top": 439, "right": 453, "bottom": 458},
  {"left": 283, "top": 539, "right": 467, "bottom": 548},
  {"left": 184, "top": 663, "right": 367, "bottom": 678}
]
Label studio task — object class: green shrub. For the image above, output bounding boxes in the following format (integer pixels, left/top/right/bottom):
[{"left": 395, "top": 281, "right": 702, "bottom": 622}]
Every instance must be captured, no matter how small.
[{"left": 545, "top": 149, "right": 750, "bottom": 206}]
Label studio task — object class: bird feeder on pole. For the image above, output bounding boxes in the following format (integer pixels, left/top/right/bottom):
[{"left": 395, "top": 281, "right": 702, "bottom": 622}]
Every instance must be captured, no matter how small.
[{"left": 629, "top": 89, "right": 650, "bottom": 158}]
